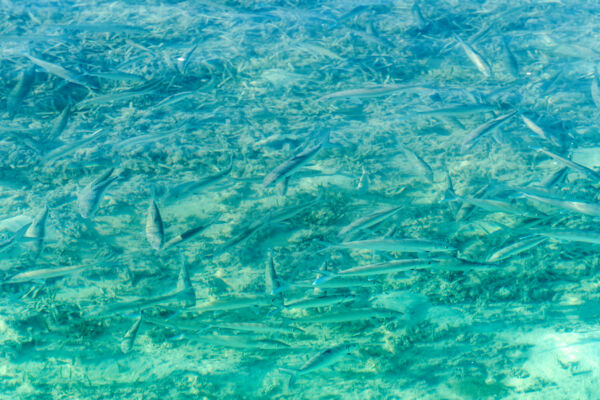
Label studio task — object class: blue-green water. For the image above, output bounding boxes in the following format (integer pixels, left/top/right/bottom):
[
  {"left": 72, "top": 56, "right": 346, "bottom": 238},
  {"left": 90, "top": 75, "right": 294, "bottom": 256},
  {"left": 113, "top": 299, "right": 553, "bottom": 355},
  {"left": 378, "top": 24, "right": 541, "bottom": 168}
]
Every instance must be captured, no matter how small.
[{"left": 1, "top": 1, "right": 600, "bottom": 398}]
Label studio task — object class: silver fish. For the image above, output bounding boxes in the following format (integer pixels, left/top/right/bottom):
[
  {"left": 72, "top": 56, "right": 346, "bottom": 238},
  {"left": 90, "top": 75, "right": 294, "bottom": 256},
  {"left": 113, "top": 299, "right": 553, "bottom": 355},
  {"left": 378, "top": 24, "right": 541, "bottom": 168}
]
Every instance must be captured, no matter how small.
[
  {"left": 295, "top": 308, "right": 399, "bottom": 324},
  {"left": 454, "top": 34, "right": 492, "bottom": 77},
  {"left": 77, "top": 168, "right": 118, "bottom": 219},
  {"left": 535, "top": 229, "right": 600, "bottom": 245},
  {"left": 591, "top": 68, "right": 600, "bottom": 109},
  {"left": 43, "top": 129, "right": 107, "bottom": 164},
  {"left": 47, "top": 104, "right": 71, "bottom": 142},
  {"left": 535, "top": 147, "right": 600, "bottom": 181},
  {"left": 24, "top": 205, "right": 49, "bottom": 257},
  {"left": 7, "top": 263, "right": 89, "bottom": 283},
  {"left": 461, "top": 111, "right": 516, "bottom": 152},
  {"left": 280, "top": 343, "right": 357, "bottom": 386},
  {"left": 7, "top": 66, "right": 35, "bottom": 118},
  {"left": 162, "top": 216, "right": 220, "bottom": 251},
  {"left": 338, "top": 205, "right": 402, "bottom": 238},
  {"left": 486, "top": 236, "right": 548, "bottom": 263},
  {"left": 522, "top": 192, "right": 600, "bottom": 217},
  {"left": 263, "top": 141, "right": 324, "bottom": 188},
  {"left": 284, "top": 295, "right": 356, "bottom": 310},
  {"left": 322, "top": 238, "right": 456, "bottom": 253},
  {"left": 318, "top": 258, "right": 441, "bottom": 278},
  {"left": 23, "top": 53, "right": 97, "bottom": 89},
  {"left": 120, "top": 315, "right": 143, "bottom": 354},
  {"left": 145, "top": 196, "right": 164, "bottom": 251},
  {"left": 0, "top": 223, "right": 32, "bottom": 253}
]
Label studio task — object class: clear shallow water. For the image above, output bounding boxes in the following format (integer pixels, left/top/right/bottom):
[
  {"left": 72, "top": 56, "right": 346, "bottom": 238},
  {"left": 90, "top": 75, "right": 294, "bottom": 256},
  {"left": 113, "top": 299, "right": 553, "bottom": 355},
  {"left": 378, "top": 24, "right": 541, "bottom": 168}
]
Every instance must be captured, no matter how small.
[{"left": 1, "top": 0, "right": 600, "bottom": 399}]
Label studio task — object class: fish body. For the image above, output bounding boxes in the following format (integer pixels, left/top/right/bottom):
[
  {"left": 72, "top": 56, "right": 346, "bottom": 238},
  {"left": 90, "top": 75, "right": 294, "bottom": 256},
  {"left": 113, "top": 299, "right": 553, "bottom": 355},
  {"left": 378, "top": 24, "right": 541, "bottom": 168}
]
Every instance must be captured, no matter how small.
[
  {"left": 284, "top": 295, "right": 356, "bottom": 310},
  {"left": 325, "top": 238, "right": 455, "bottom": 253},
  {"left": 47, "top": 105, "right": 71, "bottom": 142},
  {"left": 461, "top": 111, "right": 516, "bottom": 152},
  {"left": 162, "top": 217, "right": 219, "bottom": 251},
  {"left": 455, "top": 35, "right": 492, "bottom": 77},
  {"left": 43, "top": 129, "right": 107, "bottom": 164},
  {"left": 7, "top": 66, "right": 35, "bottom": 118},
  {"left": 0, "top": 223, "right": 32, "bottom": 253},
  {"left": 23, "top": 53, "right": 96, "bottom": 89},
  {"left": 281, "top": 343, "right": 356, "bottom": 386},
  {"left": 24, "top": 205, "right": 49, "bottom": 257},
  {"left": 164, "top": 160, "right": 233, "bottom": 202},
  {"left": 263, "top": 142, "right": 323, "bottom": 187},
  {"left": 77, "top": 168, "right": 118, "bottom": 219},
  {"left": 193, "top": 295, "right": 274, "bottom": 312},
  {"left": 522, "top": 193, "right": 600, "bottom": 217},
  {"left": 121, "top": 315, "right": 142, "bottom": 354},
  {"left": 7, "top": 263, "right": 88, "bottom": 283},
  {"left": 486, "top": 236, "right": 548, "bottom": 263},
  {"left": 535, "top": 147, "right": 600, "bottom": 181},
  {"left": 330, "top": 258, "right": 441, "bottom": 277},
  {"left": 591, "top": 70, "right": 600, "bottom": 109},
  {"left": 535, "top": 229, "right": 600, "bottom": 245},
  {"left": 338, "top": 205, "right": 402, "bottom": 238},
  {"left": 296, "top": 309, "right": 399, "bottom": 323},
  {"left": 145, "top": 197, "right": 164, "bottom": 251},
  {"left": 502, "top": 36, "right": 519, "bottom": 78}
]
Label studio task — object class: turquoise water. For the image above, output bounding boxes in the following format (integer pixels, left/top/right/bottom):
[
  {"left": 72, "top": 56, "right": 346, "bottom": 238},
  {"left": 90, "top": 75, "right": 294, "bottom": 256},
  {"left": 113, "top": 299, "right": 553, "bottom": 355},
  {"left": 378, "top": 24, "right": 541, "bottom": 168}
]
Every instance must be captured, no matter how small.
[{"left": 2, "top": 1, "right": 600, "bottom": 398}]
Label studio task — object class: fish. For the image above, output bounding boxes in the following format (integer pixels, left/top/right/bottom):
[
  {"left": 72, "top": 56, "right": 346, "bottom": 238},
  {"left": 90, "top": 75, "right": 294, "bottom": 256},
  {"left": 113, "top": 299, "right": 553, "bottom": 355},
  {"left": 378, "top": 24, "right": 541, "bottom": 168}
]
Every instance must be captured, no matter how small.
[
  {"left": 357, "top": 166, "right": 369, "bottom": 192},
  {"left": 112, "top": 129, "right": 179, "bottom": 151},
  {"left": 22, "top": 53, "right": 97, "bottom": 89},
  {"left": 194, "top": 335, "right": 290, "bottom": 350},
  {"left": 6, "top": 263, "right": 89, "bottom": 284},
  {"left": 263, "top": 141, "right": 324, "bottom": 188},
  {"left": 534, "top": 229, "right": 600, "bottom": 245},
  {"left": 461, "top": 111, "right": 516, "bottom": 152},
  {"left": 399, "top": 145, "right": 434, "bottom": 182},
  {"left": 521, "top": 192, "right": 600, "bottom": 217},
  {"left": 87, "top": 71, "right": 146, "bottom": 83},
  {"left": 163, "top": 158, "right": 233, "bottom": 202},
  {"left": 534, "top": 147, "right": 600, "bottom": 181},
  {"left": 206, "top": 322, "right": 303, "bottom": 335},
  {"left": 314, "top": 259, "right": 442, "bottom": 280},
  {"left": 24, "top": 205, "right": 49, "bottom": 257},
  {"left": 454, "top": 34, "right": 492, "bottom": 78},
  {"left": 43, "top": 129, "right": 107, "bottom": 164},
  {"left": 502, "top": 36, "right": 519, "bottom": 78},
  {"left": 193, "top": 295, "right": 274, "bottom": 312},
  {"left": 162, "top": 216, "right": 220, "bottom": 251},
  {"left": 284, "top": 295, "right": 357, "bottom": 310},
  {"left": 47, "top": 104, "right": 71, "bottom": 142},
  {"left": 0, "top": 223, "right": 32, "bottom": 253},
  {"left": 89, "top": 261, "right": 195, "bottom": 317},
  {"left": 318, "top": 85, "right": 422, "bottom": 100},
  {"left": 280, "top": 343, "right": 357, "bottom": 386},
  {"left": 520, "top": 115, "right": 557, "bottom": 145},
  {"left": 120, "top": 315, "right": 143, "bottom": 354},
  {"left": 145, "top": 192, "right": 164, "bottom": 251},
  {"left": 416, "top": 104, "right": 495, "bottom": 117},
  {"left": 265, "top": 255, "right": 284, "bottom": 301},
  {"left": 77, "top": 168, "right": 118, "bottom": 219},
  {"left": 486, "top": 236, "right": 548, "bottom": 263},
  {"left": 320, "top": 238, "right": 456, "bottom": 253},
  {"left": 6, "top": 65, "right": 35, "bottom": 118},
  {"left": 176, "top": 44, "right": 198, "bottom": 75},
  {"left": 591, "top": 68, "right": 600, "bottom": 109},
  {"left": 294, "top": 308, "right": 399, "bottom": 324},
  {"left": 338, "top": 205, "right": 403, "bottom": 238}
]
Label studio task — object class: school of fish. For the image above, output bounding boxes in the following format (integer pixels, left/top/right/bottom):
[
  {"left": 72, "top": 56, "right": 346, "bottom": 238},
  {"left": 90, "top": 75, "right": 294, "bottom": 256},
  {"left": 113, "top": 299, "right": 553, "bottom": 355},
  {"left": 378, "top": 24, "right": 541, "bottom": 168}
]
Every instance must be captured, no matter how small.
[{"left": 1, "top": 0, "right": 600, "bottom": 399}]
